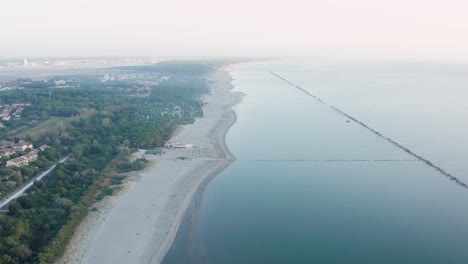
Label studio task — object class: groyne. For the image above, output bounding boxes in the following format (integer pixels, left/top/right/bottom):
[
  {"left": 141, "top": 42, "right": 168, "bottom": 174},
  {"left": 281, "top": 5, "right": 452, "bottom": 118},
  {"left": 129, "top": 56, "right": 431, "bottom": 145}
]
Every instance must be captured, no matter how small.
[{"left": 270, "top": 71, "right": 468, "bottom": 189}]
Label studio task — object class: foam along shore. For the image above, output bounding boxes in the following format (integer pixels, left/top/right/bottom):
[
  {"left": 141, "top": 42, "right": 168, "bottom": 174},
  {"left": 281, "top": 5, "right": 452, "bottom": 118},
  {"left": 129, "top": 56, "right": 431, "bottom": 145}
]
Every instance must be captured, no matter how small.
[{"left": 58, "top": 67, "right": 242, "bottom": 264}]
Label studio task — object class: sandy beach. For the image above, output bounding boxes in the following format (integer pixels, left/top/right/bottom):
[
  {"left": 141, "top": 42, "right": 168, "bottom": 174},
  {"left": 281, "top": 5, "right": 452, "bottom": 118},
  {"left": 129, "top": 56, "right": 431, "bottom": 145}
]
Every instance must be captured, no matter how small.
[{"left": 58, "top": 67, "right": 242, "bottom": 264}]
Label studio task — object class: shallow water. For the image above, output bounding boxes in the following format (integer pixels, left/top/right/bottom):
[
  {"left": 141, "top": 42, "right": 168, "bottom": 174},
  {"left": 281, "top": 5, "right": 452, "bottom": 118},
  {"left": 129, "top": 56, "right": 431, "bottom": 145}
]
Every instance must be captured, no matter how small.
[{"left": 163, "top": 60, "right": 468, "bottom": 264}]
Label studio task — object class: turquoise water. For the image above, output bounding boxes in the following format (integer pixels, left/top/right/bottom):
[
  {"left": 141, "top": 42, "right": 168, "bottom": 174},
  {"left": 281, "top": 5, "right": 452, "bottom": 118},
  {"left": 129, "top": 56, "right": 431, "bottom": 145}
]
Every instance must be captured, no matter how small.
[{"left": 163, "top": 60, "right": 468, "bottom": 264}]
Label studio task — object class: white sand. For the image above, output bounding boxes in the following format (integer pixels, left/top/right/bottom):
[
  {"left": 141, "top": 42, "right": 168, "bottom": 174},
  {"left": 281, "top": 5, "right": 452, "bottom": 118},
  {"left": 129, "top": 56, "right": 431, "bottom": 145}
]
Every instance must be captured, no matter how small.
[{"left": 58, "top": 68, "right": 242, "bottom": 264}]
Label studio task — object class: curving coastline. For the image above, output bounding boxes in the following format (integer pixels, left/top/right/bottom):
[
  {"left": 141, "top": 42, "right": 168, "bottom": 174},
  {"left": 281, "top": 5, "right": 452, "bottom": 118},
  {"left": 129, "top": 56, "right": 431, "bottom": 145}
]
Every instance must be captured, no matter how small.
[
  {"left": 149, "top": 69, "right": 241, "bottom": 263},
  {"left": 58, "top": 67, "right": 242, "bottom": 264}
]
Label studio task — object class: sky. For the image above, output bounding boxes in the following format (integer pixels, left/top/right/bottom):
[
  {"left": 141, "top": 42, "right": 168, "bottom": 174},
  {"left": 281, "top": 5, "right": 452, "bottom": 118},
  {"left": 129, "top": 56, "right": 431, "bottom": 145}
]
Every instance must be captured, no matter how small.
[{"left": 1, "top": 0, "right": 468, "bottom": 61}]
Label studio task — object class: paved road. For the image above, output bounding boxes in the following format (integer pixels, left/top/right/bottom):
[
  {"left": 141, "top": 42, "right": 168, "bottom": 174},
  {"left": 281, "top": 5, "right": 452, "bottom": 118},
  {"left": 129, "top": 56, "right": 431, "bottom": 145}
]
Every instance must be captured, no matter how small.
[{"left": 0, "top": 156, "right": 69, "bottom": 210}]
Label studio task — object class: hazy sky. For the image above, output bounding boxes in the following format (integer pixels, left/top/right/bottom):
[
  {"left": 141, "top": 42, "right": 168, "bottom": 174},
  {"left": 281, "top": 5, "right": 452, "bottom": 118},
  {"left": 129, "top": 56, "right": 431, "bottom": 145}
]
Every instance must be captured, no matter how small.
[{"left": 1, "top": 0, "right": 468, "bottom": 61}]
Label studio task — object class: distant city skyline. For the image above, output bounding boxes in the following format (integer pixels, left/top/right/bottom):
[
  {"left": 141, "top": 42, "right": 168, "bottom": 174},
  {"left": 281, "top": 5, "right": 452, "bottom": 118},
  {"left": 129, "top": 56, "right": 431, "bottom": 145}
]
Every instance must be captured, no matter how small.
[{"left": 1, "top": 0, "right": 468, "bottom": 62}]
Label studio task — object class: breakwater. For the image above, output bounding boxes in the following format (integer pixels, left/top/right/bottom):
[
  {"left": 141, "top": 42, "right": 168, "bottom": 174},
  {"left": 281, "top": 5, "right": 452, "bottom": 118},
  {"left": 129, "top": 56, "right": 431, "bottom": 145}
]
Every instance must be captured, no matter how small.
[{"left": 270, "top": 71, "right": 468, "bottom": 189}]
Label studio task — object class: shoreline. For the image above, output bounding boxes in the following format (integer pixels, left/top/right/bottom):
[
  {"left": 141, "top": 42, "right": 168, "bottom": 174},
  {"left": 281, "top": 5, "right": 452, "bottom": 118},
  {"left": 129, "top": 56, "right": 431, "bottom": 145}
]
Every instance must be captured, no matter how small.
[
  {"left": 149, "top": 102, "right": 239, "bottom": 263},
  {"left": 59, "top": 66, "right": 242, "bottom": 264}
]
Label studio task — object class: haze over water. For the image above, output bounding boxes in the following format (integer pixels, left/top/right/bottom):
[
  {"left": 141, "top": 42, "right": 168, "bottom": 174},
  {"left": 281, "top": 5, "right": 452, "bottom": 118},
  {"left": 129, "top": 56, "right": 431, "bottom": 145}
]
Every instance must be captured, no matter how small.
[{"left": 164, "top": 59, "right": 468, "bottom": 263}]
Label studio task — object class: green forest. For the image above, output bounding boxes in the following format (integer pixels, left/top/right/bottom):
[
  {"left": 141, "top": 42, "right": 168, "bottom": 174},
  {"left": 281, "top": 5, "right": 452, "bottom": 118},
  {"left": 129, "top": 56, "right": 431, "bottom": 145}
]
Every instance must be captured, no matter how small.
[{"left": 0, "top": 61, "right": 218, "bottom": 263}]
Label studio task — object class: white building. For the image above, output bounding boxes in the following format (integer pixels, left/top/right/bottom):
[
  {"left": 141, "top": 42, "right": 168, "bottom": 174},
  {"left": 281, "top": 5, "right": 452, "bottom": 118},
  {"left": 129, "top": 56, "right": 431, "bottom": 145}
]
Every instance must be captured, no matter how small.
[{"left": 6, "top": 150, "right": 39, "bottom": 167}]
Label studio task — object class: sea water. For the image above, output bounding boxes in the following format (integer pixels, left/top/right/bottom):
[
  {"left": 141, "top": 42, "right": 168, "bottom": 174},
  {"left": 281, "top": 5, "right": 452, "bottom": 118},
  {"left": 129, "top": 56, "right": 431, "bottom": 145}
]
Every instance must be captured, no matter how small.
[{"left": 163, "top": 59, "right": 468, "bottom": 264}]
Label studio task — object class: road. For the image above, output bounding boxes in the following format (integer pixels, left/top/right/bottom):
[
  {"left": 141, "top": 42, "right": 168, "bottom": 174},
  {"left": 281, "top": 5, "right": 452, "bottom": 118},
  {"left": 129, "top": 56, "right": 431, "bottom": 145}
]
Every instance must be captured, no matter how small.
[{"left": 0, "top": 156, "right": 69, "bottom": 210}]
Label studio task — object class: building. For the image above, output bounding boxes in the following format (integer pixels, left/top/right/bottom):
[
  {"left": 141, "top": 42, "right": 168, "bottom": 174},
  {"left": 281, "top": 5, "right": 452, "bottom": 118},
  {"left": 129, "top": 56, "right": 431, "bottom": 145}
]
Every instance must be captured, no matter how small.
[
  {"left": 0, "top": 149, "right": 16, "bottom": 158},
  {"left": 6, "top": 157, "right": 28, "bottom": 167},
  {"left": 164, "top": 142, "right": 194, "bottom": 149},
  {"left": 39, "top": 144, "right": 50, "bottom": 151},
  {"left": 12, "top": 141, "right": 33, "bottom": 151},
  {"left": 6, "top": 150, "right": 39, "bottom": 167},
  {"left": 0, "top": 140, "right": 14, "bottom": 149},
  {"left": 54, "top": 80, "right": 66, "bottom": 86}
]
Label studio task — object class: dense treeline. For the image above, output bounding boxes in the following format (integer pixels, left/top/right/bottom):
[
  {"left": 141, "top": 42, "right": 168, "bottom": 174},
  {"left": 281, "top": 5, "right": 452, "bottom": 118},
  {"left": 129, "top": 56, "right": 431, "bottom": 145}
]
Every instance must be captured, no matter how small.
[{"left": 0, "top": 61, "right": 215, "bottom": 263}]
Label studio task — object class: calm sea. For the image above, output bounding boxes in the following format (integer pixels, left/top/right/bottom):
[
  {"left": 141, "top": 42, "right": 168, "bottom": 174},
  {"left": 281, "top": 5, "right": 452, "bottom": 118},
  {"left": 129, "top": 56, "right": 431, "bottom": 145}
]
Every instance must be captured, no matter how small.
[{"left": 163, "top": 59, "right": 468, "bottom": 264}]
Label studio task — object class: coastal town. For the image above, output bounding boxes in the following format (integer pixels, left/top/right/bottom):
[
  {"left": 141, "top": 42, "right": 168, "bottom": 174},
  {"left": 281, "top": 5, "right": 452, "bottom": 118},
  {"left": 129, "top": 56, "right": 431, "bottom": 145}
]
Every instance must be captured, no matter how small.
[
  {"left": 0, "top": 57, "right": 158, "bottom": 68},
  {"left": 0, "top": 70, "right": 167, "bottom": 94}
]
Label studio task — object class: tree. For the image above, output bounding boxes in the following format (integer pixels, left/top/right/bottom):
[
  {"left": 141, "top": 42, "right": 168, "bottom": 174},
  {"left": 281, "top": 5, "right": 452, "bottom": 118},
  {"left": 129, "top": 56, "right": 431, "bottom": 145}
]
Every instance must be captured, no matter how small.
[
  {"left": 1, "top": 254, "right": 12, "bottom": 263},
  {"left": 12, "top": 172, "right": 22, "bottom": 187},
  {"left": 11, "top": 245, "right": 31, "bottom": 262},
  {"left": 8, "top": 203, "right": 22, "bottom": 216}
]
